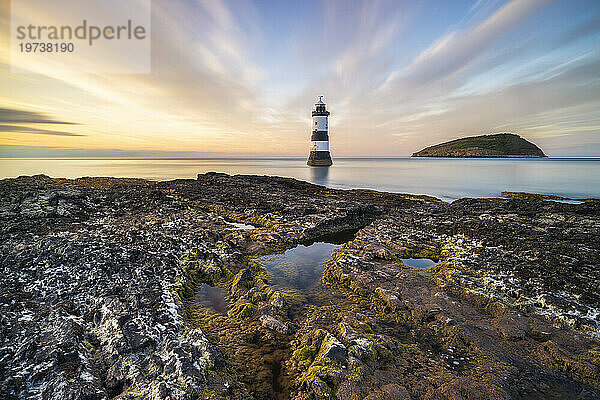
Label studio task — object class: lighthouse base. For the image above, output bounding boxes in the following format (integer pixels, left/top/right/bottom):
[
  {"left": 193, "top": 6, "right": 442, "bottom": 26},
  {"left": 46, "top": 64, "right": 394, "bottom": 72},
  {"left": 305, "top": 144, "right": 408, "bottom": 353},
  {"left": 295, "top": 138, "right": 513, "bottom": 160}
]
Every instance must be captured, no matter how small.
[{"left": 307, "top": 151, "right": 332, "bottom": 166}]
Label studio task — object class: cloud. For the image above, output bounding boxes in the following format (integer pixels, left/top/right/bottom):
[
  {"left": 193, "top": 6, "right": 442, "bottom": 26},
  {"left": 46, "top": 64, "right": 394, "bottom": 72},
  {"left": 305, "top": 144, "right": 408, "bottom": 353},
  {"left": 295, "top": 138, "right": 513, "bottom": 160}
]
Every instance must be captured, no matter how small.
[
  {"left": 0, "top": 124, "right": 84, "bottom": 136},
  {"left": 331, "top": 0, "right": 408, "bottom": 80},
  {"left": 1, "top": 0, "right": 599, "bottom": 157},
  {"left": 557, "top": 14, "right": 600, "bottom": 46},
  {"left": 0, "top": 144, "right": 249, "bottom": 158},
  {"left": 0, "top": 0, "right": 279, "bottom": 152},
  {"left": 0, "top": 108, "right": 78, "bottom": 125},
  {"left": 380, "top": 54, "right": 600, "bottom": 155},
  {"left": 381, "top": 0, "right": 555, "bottom": 90}
]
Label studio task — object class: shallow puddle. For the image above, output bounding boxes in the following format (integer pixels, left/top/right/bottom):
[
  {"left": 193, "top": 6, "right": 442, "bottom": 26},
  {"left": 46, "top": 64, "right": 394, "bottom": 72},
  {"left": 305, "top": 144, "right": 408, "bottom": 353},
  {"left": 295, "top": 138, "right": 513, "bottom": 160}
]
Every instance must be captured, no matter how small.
[
  {"left": 256, "top": 229, "right": 360, "bottom": 315},
  {"left": 190, "top": 229, "right": 359, "bottom": 399},
  {"left": 220, "top": 217, "right": 256, "bottom": 230},
  {"left": 228, "top": 221, "right": 256, "bottom": 229},
  {"left": 544, "top": 199, "right": 584, "bottom": 205},
  {"left": 257, "top": 229, "right": 358, "bottom": 291},
  {"left": 195, "top": 283, "right": 229, "bottom": 313},
  {"left": 400, "top": 258, "right": 439, "bottom": 269},
  {"left": 258, "top": 242, "right": 340, "bottom": 290}
]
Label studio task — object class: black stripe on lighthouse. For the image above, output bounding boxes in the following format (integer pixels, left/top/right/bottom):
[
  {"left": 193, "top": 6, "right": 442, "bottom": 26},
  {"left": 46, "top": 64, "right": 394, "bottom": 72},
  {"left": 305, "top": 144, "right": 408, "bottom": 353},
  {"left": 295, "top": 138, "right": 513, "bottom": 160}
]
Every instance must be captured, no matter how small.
[{"left": 311, "top": 131, "right": 329, "bottom": 141}]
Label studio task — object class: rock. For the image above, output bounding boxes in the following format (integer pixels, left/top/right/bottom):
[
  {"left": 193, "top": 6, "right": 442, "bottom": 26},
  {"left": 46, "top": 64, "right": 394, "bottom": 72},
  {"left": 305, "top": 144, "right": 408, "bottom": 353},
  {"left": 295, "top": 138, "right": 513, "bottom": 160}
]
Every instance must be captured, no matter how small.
[
  {"left": 106, "top": 361, "right": 128, "bottom": 397},
  {"left": 375, "top": 287, "right": 405, "bottom": 311},
  {"left": 348, "top": 337, "right": 376, "bottom": 361},
  {"left": 364, "top": 384, "right": 411, "bottom": 400},
  {"left": 316, "top": 333, "right": 347, "bottom": 365},
  {"left": 338, "top": 323, "right": 376, "bottom": 361},
  {"left": 1, "top": 174, "right": 598, "bottom": 400},
  {"left": 374, "top": 248, "right": 392, "bottom": 260},
  {"left": 425, "top": 377, "right": 510, "bottom": 399},
  {"left": 259, "top": 315, "right": 290, "bottom": 334},
  {"left": 231, "top": 269, "right": 253, "bottom": 294},
  {"left": 528, "top": 319, "right": 554, "bottom": 342},
  {"left": 339, "top": 323, "right": 360, "bottom": 342},
  {"left": 495, "top": 312, "right": 529, "bottom": 341},
  {"left": 270, "top": 291, "right": 285, "bottom": 308},
  {"left": 306, "top": 378, "right": 334, "bottom": 398}
]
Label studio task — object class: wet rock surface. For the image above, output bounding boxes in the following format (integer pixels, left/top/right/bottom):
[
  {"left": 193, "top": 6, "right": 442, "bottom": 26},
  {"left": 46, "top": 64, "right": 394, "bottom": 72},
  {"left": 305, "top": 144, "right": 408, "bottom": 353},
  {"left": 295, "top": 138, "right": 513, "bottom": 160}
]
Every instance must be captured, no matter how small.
[{"left": 1, "top": 173, "right": 599, "bottom": 399}]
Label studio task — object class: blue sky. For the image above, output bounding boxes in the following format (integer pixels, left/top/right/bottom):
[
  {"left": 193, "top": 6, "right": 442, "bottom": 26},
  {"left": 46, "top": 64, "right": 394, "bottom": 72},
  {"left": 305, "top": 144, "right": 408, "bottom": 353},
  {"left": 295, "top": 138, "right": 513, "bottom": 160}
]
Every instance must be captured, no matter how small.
[{"left": 1, "top": 0, "right": 600, "bottom": 156}]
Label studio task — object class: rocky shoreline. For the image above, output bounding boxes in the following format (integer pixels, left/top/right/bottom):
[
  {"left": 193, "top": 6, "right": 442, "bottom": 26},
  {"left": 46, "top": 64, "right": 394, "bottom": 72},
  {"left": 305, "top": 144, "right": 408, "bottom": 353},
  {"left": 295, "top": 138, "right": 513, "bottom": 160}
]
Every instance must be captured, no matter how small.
[{"left": 1, "top": 173, "right": 599, "bottom": 399}]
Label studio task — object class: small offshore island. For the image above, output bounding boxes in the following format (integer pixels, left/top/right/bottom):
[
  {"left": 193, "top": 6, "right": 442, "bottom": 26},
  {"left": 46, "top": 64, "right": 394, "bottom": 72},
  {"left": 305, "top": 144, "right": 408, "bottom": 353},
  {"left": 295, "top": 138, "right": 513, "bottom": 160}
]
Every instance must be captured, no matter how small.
[
  {"left": 1, "top": 174, "right": 599, "bottom": 400},
  {"left": 412, "top": 133, "right": 547, "bottom": 158}
]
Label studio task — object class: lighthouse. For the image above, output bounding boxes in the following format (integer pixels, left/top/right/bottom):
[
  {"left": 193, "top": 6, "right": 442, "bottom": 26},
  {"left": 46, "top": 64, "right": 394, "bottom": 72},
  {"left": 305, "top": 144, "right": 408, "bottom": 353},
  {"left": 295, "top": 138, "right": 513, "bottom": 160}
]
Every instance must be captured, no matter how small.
[{"left": 307, "top": 96, "right": 332, "bottom": 166}]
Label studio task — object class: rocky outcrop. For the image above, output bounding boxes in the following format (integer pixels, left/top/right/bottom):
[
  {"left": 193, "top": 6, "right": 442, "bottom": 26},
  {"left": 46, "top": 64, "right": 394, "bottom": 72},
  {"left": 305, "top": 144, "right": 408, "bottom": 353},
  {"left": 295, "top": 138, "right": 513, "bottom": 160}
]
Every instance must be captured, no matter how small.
[
  {"left": 1, "top": 174, "right": 598, "bottom": 399},
  {"left": 412, "top": 133, "right": 547, "bottom": 157},
  {"left": 0, "top": 177, "right": 246, "bottom": 399}
]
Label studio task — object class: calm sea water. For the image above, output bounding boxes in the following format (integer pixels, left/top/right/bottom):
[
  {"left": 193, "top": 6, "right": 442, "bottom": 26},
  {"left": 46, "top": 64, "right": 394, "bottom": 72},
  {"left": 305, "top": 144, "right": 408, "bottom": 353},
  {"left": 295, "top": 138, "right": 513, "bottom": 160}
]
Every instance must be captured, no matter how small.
[{"left": 1, "top": 157, "right": 599, "bottom": 201}]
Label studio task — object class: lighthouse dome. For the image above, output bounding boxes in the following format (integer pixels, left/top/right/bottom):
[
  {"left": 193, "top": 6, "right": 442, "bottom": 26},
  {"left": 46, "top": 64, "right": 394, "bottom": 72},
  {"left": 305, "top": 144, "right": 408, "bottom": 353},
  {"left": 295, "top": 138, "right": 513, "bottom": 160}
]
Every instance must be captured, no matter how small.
[
  {"left": 313, "top": 96, "right": 329, "bottom": 116},
  {"left": 314, "top": 96, "right": 328, "bottom": 114}
]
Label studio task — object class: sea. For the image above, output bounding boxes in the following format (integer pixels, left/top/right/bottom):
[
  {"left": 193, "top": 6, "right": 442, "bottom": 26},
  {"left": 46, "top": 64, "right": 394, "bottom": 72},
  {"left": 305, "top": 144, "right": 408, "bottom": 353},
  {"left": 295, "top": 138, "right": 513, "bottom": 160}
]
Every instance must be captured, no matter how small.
[{"left": 1, "top": 157, "right": 599, "bottom": 202}]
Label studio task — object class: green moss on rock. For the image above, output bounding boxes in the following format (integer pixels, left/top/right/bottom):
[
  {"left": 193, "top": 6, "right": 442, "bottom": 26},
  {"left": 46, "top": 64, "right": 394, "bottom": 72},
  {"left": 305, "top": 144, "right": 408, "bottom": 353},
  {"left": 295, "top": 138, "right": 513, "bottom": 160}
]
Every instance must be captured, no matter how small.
[{"left": 228, "top": 302, "right": 255, "bottom": 319}]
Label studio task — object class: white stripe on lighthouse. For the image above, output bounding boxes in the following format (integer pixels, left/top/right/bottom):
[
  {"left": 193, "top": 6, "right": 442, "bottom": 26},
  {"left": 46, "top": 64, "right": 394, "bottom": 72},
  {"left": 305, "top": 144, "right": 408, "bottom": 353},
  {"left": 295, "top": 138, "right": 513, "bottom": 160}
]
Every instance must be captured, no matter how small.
[
  {"left": 312, "top": 116, "right": 328, "bottom": 131},
  {"left": 310, "top": 141, "right": 329, "bottom": 151}
]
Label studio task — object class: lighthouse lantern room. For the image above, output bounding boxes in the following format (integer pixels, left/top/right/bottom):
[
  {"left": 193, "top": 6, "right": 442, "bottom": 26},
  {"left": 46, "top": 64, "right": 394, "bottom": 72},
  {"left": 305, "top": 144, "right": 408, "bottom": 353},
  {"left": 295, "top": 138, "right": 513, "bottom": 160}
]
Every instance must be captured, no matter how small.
[{"left": 307, "top": 96, "right": 332, "bottom": 166}]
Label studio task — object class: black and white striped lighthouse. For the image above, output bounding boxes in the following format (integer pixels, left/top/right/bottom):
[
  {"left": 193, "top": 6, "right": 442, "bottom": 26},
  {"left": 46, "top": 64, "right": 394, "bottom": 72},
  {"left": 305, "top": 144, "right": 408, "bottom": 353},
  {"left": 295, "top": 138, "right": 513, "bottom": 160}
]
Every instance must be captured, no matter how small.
[{"left": 307, "top": 96, "right": 332, "bottom": 166}]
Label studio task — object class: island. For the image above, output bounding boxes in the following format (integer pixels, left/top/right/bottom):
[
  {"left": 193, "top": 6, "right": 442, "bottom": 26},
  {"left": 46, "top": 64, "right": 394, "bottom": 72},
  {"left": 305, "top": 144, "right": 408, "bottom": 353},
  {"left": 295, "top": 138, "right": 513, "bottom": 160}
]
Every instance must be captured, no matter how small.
[
  {"left": 412, "top": 133, "right": 547, "bottom": 158},
  {"left": 1, "top": 174, "right": 598, "bottom": 399}
]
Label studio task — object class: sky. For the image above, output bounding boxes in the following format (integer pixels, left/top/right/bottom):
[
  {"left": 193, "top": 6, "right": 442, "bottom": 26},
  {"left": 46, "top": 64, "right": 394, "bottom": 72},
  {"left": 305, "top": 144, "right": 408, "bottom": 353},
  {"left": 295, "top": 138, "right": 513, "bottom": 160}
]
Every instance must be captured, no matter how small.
[{"left": 1, "top": 0, "right": 600, "bottom": 157}]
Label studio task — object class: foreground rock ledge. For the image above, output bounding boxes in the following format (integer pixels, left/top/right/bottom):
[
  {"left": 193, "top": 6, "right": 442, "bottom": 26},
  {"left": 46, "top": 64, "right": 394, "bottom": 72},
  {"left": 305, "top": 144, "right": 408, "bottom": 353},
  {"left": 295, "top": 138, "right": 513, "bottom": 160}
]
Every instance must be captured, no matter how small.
[{"left": 0, "top": 173, "right": 598, "bottom": 400}]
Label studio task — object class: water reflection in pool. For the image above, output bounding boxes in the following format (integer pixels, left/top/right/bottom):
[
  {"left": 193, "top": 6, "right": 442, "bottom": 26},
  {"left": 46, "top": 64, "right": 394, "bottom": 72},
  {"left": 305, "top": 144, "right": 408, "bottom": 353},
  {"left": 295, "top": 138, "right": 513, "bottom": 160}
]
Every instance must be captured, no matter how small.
[
  {"left": 258, "top": 242, "right": 340, "bottom": 290},
  {"left": 195, "top": 283, "right": 230, "bottom": 313},
  {"left": 400, "top": 258, "right": 439, "bottom": 269},
  {"left": 256, "top": 240, "right": 352, "bottom": 316}
]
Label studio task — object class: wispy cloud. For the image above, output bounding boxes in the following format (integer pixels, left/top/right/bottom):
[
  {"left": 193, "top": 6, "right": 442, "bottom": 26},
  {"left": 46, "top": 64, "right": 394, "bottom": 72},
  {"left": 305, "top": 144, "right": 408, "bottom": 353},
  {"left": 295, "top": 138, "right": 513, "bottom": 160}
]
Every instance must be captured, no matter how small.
[
  {"left": 0, "top": 124, "right": 84, "bottom": 136},
  {"left": 556, "top": 13, "right": 600, "bottom": 46},
  {"left": 0, "top": 144, "right": 243, "bottom": 158},
  {"left": 0, "top": 108, "right": 78, "bottom": 125},
  {"left": 381, "top": 0, "right": 555, "bottom": 91},
  {"left": 0, "top": 107, "right": 83, "bottom": 136}
]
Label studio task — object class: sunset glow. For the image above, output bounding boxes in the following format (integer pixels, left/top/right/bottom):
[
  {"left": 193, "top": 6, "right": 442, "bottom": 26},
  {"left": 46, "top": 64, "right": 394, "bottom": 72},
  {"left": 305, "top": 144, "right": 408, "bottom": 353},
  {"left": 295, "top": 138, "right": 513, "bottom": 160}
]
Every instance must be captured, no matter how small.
[{"left": 1, "top": 0, "right": 600, "bottom": 157}]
